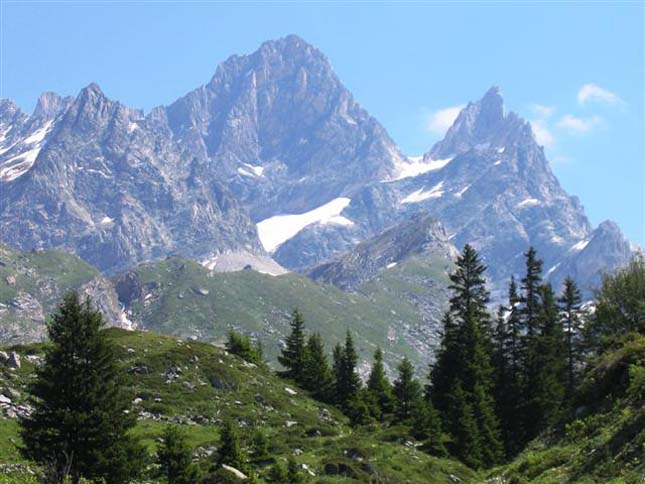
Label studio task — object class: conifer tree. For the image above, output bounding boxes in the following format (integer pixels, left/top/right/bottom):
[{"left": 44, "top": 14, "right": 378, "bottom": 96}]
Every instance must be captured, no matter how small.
[
  {"left": 20, "top": 293, "right": 145, "bottom": 484},
  {"left": 451, "top": 380, "right": 483, "bottom": 469},
  {"left": 411, "top": 399, "right": 447, "bottom": 457},
  {"left": 216, "top": 420, "right": 244, "bottom": 470},
  {"left": 532, "top": 284, "right": 567, "bottom": 431},
  {"left": 334, "top": 331, "right": 361, "bottom": 408},
  {"left": 428, "top": 245, "right": 502, "bottom": 468},
  {"left": 278, "top": 310, "right": 308, "bottom": 383},
  {"left": 303, "top": 332, "right": 334, "bottom": 402},
  {"left": 367, "top": 347, "right": 393, "bottom": 415},
  {"left": 393, "top": 357, "right": 422, "bottom": 422},
  {"left": 558, "top": 276, "right": 584, "bottom": 396},
  {"left": 521, "top": 247, "right": 543, "bottom": 337},
  {"left": 157, "top": 426, "right": 198, "bottom": 484}
]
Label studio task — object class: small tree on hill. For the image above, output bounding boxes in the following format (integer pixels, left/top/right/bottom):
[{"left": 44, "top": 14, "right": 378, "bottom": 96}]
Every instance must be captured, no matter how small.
[
  {"left": 19, "top": 293, "right": 145, "bottom": 484},
  {"left": 216, "top": 420, "right": 245, "bottom": 470},
  {"left": 157, "top": 425, "right": 199, "bottom": 484},
  {"left": 393, "top": 357, "right": 422, "bottom": 422},
  {"left": 334, "top": 331, "right": 361, "bottom": 408},
  {"left": 303, "top": 332, "right": 334, "bottom": 402},
  {"left": 558, "top": 276, "right": 584, "bottom": 397},
  {"left": 367, "top": 347, "right": 394, "bottom": 416},
  {"left": 278, "top": 310, "right": 308, "bottom": 383}
]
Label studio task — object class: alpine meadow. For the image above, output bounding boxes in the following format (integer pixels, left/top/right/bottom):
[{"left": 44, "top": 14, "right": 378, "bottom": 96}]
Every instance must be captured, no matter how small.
[{"left": 0, "top": 3, "right": 643, "bottom": 484}]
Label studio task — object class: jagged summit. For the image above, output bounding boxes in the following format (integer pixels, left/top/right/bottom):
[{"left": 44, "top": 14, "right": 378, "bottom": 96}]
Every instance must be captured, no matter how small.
[
  {"left": 430, "top": 87, "right": 533, "bottom": 159},
  {"left": 32, "top": 92, "right": 73, "bottom": 120}
]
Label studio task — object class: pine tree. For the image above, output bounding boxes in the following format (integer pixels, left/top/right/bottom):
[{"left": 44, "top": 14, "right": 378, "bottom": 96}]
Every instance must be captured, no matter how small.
[
  {"left": 334, "top": 331, "right": 361, "bottom": 408},
  {"left": 226, "top": 331, "right": 263, "bottom": 365},
  {"left": 428, "top": 245, "right": 502, "bottom": 468},
  {"left": 393, "top": 357, "right": 422, "bottom": 422},
  {"left": 157, "top": 426, "right": 198, "bottom": 484},
  {"left": 533, "top": 284, "right": 567, "bottom": 430},
  {"left": 216, "top": 420, "right": 244, "bottom": 470},
  {"left": 411, "top": 399, "right": 447, "bottom": 457},
  {"left": 278, "top": 310, "right": 308, "bottom": 383},
  {"left": 451, "top": 380, "right": 483, "bottom": 469},
  {"left": 521, "top": 247, "right": 543, "bottom": 337},
  {"left": 19, "top": 293, "right": 145, "bottom": 484},
  {"left": 558, "top": 276, "right": 584, "bottom": 397},
  {"left": 367, "top": 347, "right": 393, "bottom": 416},
  {"left": 303, "top": 332, "right": 334, "bottom": 402}
]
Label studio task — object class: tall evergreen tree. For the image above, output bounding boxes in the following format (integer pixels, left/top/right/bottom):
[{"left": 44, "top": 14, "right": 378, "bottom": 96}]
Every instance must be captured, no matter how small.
[
  {"left": 367, "top": 347, "right": 393, "bottom": 415},
  {"left": 19, "top": 293, "right": 145, "bottom": 484},
  {"left": 157, "top": 426, "right": 198, "bottom": 484},
  {"left": 411, "top": 399, "right": 447, "bottom": 457},
  {"left": 334, "top": 331, "right": 361, "bottom": 408},
  {"left": 521, "top": 247, "right": 543, "bottom": 337},
  {"left": 451, "top": 380, "right": 483, "bottom": 469},
  {"left": 532, "top": 284, "right": 567, "bottom": 431},
  {"left": 278, "top": 310, "right": 308, "bottom": 384},
  {"left": 393, "top": 357, "right": 422, "bottom": 422},
  {"left": 428, "top": 245, "right": 502, "bottom": 468},
  {"left": 303, "top": 332, "right": 334, "bottom": 402},
  {"left": 558, "top": 276, "right": 583, "bottom": 397}
]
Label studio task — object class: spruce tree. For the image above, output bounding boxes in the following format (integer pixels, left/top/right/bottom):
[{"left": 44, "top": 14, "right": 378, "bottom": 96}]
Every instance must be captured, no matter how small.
[
  {"left": 367, "top": 347, "right": 393, "bottom": 415},
  {"left": 452, "top": 380, "right": 483, "bottom": 469},
  {"left": 411, "top": 399, "right": 446, "bottom": 457},
  {"left": 157, "top": 426, "right": 198, "bottom": 484},
  {"left": 393, "top": 357, "right": 422, "bottom": 422},
  {"left": 303, "top": 332, "right": 334, "bottom": 402},
  {"left": 216, "top": 420, "right": 244, "bottom": 470},
  {"left": 428, "top": 244, "right": 502, "bottom": 468},
  {"left": 533, "top": 284, "right": 566, "bottom": 430},
  {"left": 558, "top": 276, "right": 583, "bottom": 397},
  {"left": 334, "top": 331, "right": 361, "bottom": 408},
  {"left": 521, "top": 247, "right": 543, "bottom": 337},
  {"left": 278, "top": 310, "right": 308, "bottom": 383},
  {"left": 19, "top": 293, "right": 145, "bottom": 484}
]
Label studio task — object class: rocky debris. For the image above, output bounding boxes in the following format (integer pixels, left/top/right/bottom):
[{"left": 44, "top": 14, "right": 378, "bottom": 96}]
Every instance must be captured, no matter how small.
[
  {"left": 285, "top": 420, "right": 298, "bottom": 428},
  {"left": 163, "top": 366, "right": 183, "bottom": 382},
  {"left": 2, "top": 387, "right": 20, "bottom": 400},
  {"left": 192, "top": 287, "right": 209, "bottom": 296},
  {"left": 128, "top": 365, "right": 150, "bottom": 375},
  {"left": 284, "top": 387, "right": 297, "bottom": 396},
  {"left": 0, "top": 351, "right": 8, "bottom": 364},
  {"left": 221, "top": 464, "right": 247, "bottom": 480},
  {"left": 5, "top": 275, "right": 15, "bottom": 286}
]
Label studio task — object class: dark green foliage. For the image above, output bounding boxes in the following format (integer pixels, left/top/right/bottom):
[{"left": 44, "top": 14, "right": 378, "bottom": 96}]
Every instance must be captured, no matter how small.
[
  {"left": 251, "top": 430, "right": 270, "bottom": 461},
  {"left": 278, "top": 309, "right": 308, "bottom": 383},
  {"left": 19, "top": 293, "right": 145, "bottom": 484},
  {"left": 334, "top": 330, "right": 361, "bottom": 408},
  {"left": 267, "top": 461, "right": 288, "bottom": 483},
  {"left": 367, "top": 347, "right": 394, "bottom": 416},
  {"left": 287, "top": 458, "right": 303, "bottom": 483},
  {"left": 216, "top": 420, "right": 245, "bottom": 470},
  {"left": 587, "top": 252, "right": 645, "bottom": 347},
  {"left": 392, "top": 357, "right": 422, "bottom": 422},
  {"left": 226, "top": 331, "right": 263, "bottom": 365},
  {"left": 411, "top": 399, "right": 447, "bottom": 457},
  {"left": 346, "top": 389, "right": 377, "bottom": 426},
  {"left": 520, "top": 247, "right": 543, "bottom": 338},
  {"left": 303, "top": 332, "right": 334, "bottom": 402},
  {"left": 429, "top": 244, "right": 502, "bottom": 468},
  {"left": 157, "top": 425, "right": 199, "bottom": 484},
  {"left": 558, "top": 276, "right": 584, "bottom": 397}
]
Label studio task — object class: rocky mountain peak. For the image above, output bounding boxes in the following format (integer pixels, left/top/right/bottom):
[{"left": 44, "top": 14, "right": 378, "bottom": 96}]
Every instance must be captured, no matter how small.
[
  {"left": 430, "top": 87, "right": 532, "bottom": 158},
  {"left": 32, "top": 92, "right": 73, "bottom": 120}
]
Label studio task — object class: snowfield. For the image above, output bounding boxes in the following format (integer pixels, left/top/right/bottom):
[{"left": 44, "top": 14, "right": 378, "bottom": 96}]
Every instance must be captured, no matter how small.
[
  {"left": 385, "top": 155, "right": 454, "bottom": 182},
  {"left": 257, "top": 197, "right": 353, "bottom": 252},
  {"left": 401, "top": 181, "right": 445, "bottom": 204}
]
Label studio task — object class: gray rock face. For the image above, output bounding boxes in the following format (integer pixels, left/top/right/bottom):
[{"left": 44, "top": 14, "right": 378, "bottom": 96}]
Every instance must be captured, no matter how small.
[
  {"left": 309, "top": 213, "right": 457, "bottom": 290},
  {"left": 0, "top": 37, "right": 633, "bottom": 302}
]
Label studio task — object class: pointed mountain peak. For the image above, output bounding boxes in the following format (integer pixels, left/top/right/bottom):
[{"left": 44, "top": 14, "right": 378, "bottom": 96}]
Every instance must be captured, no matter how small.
[
  {"left": 430, "top": 86, "right": 533, "bottom": 158},
  {"left": 32, "top": 92, "right": 73, "bottom": 120}
]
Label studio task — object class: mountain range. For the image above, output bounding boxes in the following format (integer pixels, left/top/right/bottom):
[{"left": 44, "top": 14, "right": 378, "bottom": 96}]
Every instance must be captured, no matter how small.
[{"left": 0, "top": 34, "right": 634, "bottom": 351}]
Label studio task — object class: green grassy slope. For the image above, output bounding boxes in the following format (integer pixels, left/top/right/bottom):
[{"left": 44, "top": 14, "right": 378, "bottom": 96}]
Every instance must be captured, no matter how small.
[
  {"left": 0, "top": 245, "right": 101, "bottom": 342},
  {"left": 0, "top": 328, "right": 475, "bottom": 483},
  {"left": 117, "top": 257, "right": 432, "bottom": 370}
]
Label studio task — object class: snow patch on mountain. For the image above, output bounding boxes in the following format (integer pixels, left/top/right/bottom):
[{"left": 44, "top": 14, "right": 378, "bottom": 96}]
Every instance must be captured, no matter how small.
[
  {"left": 0, "top": 146, "right": 43, "bottom": 181},
  {"left": 257, "top": 197, "right": 353, "bottom": 252},
  {"left": 401, "top": 182, "right": 445, "bottom": 204},
  {"left": 518, "top": 198, "right": 540, "bottom": 208},
  {"left": 385, "top": 155, "right": 454, "bottom": 182},
  {"left": 571, "top": 239, "right": 590, "bottom": 252},
  {"left": 237, "top": 163, "right": 265, "bottom": 178}
]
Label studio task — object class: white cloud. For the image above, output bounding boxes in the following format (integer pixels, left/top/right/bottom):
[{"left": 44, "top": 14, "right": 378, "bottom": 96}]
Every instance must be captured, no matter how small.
[
  {"left": 530, "top": 104, "right": 555, "bottom": 119},
  {"left": 577, "top": 84, "right": 623, "bottom": 106},
  {"left": 426, "top": 105, "right": 465, "bottom": 136},
  {"left": 530, "top": 119, "right": 554, "bottom": 148},
  {"left": 557, "top": 114, "right": 603, "bottom": 134}
]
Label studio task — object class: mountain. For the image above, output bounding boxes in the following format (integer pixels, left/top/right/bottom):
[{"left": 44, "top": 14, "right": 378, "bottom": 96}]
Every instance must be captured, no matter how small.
[
  {"left": 290, "top": 87, "right": 633, "bottom": 298},
  {"left": 0, "top": 35, "right": 633, "bottom": 301},
  {"left": 0, "top": 244, "right": 129, "bottom": 343}
]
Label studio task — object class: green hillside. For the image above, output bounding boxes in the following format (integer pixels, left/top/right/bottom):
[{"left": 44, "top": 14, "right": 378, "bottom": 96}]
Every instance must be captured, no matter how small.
[
  {"left": 115, "top": 258, "right": 432, "bottom": 370},
  {"left": 0, "top": 328, "right": 474, "bottom": 483}
]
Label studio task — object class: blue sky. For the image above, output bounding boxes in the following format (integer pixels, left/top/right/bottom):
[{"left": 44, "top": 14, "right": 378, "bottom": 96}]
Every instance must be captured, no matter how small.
[{"left": 1, "top": 1, "right": 643, "bottom": 244}]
